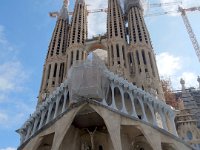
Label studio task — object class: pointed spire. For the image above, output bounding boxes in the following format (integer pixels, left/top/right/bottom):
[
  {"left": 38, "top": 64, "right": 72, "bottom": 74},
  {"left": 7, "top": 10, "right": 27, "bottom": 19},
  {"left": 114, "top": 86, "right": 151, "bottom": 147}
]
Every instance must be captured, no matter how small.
[
  {"left": 197, "top": 76, "right": 200, "bottom": 89},
  {"left": 64, "top": 0, "right": 69, "bottom": 7},
  {"left": 180, "top": 78, "right": 186, "bottom": 91},
  {"left": 58, "top": 0, "right": 69, "bottom": 20}
]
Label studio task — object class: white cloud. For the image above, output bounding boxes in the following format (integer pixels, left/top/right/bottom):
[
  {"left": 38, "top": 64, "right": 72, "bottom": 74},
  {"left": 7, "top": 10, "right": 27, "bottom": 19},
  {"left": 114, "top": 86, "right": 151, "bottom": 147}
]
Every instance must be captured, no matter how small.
[
  {"left": 0, "top": 25, "right": 34, "bottom": 129},
  {"left": 180, "top": 72, "right": 198, "bottom": 88},
  {"left": 0, "top": 61, "right": 28, "bottom": 92},
  {"left": 0, "top": 147, "right": 16, "bottom": 150},
  {"left": 85, "top": 0, "right": 107, "bottom": 37},
  {"left": 156, "top": 52, "right": 182, "bottom": 77},
  {"left": 156, "top": 52, "right": 199, "bottom": 89}
]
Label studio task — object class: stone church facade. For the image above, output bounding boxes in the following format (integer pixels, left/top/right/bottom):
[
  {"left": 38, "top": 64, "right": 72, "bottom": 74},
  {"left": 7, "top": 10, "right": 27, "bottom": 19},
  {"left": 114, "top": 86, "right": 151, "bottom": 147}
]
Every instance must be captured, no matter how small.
[{"left": 17, "top": 0, "right": 192, "bottom": 149}]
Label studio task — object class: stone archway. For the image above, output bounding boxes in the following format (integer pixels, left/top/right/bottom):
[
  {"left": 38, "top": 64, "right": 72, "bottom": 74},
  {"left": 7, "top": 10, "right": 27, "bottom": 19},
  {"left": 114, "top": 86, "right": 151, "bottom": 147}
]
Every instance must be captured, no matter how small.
[
  {"left": 86, "top": 42, "right": 108, "bottom": 65},
  {"left": 161, "top": 143, "right": 177, "bottom": 150},
  {"left": 88, "top": 43, "right": 107, "bottom": 52},
  {"left": 35, "top": 133, "right": 55, "bottom": 150},
  {"left": 59, "top": 105, "right": 115, "bottom": 150},
  {"left": 120, "top": 125, "right": 153, "bottom": 150}
]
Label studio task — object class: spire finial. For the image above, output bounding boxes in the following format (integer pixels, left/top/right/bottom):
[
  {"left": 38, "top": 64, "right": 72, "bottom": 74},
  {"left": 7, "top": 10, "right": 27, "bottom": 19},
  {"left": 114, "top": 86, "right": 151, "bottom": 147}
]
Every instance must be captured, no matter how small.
[
  {"left": 180, "top": 78, "right": 186, "bottom": 91},
  {"left": 64, "top": 0, "right": 69, "bottom": 7},
  {"left": 197, "top": 76, "right": 200, "bottom": 89}
]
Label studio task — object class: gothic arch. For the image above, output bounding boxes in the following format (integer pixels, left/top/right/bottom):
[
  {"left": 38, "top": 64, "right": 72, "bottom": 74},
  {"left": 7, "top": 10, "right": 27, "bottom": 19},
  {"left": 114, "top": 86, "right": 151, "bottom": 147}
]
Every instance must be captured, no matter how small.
[
  {"left": 34, "top": 133, "right": 55, "bottom": 150},
  {"left": 88, "top": 43, "right": 107, "bottom": 52},
  {"left": 120, "top": 125, "right": 153, "bottom": 150},
  {"left": 59, "top": 105, "right": 115, "bottom": 150}
]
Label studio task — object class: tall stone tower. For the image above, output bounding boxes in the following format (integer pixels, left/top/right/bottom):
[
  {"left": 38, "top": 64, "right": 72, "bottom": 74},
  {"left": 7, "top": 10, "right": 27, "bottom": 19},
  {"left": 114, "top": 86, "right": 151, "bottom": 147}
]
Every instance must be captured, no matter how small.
[
  {"left": 67, "top": 0, "right": 87, "bottom": 72},
  {"left": 107, "top": 0, "right": 128, "bottom": 76},
  {"left": 39, "top": 0, "right": 87, "bottom": 103},
  {"left": 38, "top": 0, "right": 69, "bottom": 103},
  {"left": 124, "top": 0, "right": 164, "bottom": 99}
]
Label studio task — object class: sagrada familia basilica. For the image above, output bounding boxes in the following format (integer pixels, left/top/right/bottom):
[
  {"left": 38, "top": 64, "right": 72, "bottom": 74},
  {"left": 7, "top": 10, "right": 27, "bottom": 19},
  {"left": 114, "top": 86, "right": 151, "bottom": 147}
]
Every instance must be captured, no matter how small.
[{"left": 16, "top": 0, "right": 200, "bottom": 149}]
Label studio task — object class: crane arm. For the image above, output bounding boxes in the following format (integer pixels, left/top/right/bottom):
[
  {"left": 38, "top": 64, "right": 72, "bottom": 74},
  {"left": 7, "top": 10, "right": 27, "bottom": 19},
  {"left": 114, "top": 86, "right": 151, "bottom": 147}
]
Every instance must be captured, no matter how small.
[
  {"left": 149, "top": 1, "right": 182, "bottom": 8},
  {"left": 179, "top": 7, "right": 200, "bottom": 62}
]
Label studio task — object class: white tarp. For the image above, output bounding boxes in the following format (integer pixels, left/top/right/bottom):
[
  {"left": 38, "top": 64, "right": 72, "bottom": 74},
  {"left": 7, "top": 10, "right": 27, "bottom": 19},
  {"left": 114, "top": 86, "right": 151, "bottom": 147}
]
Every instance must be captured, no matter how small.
[{"left": 68, "top": 53, "right": 109, "bottom": 102}]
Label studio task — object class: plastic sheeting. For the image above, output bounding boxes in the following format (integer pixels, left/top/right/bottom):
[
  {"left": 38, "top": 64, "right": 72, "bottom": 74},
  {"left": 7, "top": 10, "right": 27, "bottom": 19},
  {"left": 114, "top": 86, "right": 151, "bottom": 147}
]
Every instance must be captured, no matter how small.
[{"left": 68, "top": 53, "right": 110, "bottom": 103}]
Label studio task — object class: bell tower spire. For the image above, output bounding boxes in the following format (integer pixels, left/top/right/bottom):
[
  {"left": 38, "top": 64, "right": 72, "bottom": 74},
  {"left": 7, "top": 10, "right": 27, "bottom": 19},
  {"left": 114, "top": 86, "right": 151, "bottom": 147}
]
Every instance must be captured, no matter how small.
[
  {"left": 107, "top": 0, "right": 128, "bottom": 76},
  {"left": 66, "top": 0, "right": 87, "bottom": 72},
  {"left": 125, "top": 0, "right": 164, "bottom": 99},
  {"left": 38, "top": 0, "right": 70, "bottom": 103}
]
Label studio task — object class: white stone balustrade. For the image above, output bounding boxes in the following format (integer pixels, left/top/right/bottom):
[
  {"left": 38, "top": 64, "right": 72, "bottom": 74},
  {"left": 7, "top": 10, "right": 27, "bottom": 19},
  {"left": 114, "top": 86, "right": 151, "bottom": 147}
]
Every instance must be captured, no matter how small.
[{"left": 17, "top": 69, "right": 178, "bottom": 145}]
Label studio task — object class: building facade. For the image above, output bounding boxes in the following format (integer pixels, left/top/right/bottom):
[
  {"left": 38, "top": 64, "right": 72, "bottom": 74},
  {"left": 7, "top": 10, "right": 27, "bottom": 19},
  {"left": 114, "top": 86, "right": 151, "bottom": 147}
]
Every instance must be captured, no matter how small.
[
  {"left": 174, "top": 78, "right": 200, "bottom": 149},
  {"left": 17, "top": 0, "right": 192, "bottom": 150}
]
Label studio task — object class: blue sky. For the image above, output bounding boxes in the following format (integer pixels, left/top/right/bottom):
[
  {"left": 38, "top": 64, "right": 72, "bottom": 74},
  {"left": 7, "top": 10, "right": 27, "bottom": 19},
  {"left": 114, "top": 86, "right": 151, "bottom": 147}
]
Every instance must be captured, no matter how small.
[{"left": 0, "top": 0, "right": 199, "bottom": 149}]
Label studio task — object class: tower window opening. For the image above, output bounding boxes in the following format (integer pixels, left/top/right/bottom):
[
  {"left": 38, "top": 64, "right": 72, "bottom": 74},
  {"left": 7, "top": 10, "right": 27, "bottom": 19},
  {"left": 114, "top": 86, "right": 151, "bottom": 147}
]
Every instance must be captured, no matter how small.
[
  {"left": 59, "top": 63, "right": 64, "bottom": 83},
  {"left": 128, "top": 53, "right": 133, "bottom": 64},
  {"left": 148, "top": 52, "right": 155, "bottom": 77},
  {"left": 116, "top": 44, "right": 120, "bottom": 57},
  {"left": 71, "top": 51, "right": 73, "bottom": 66},
  {"left": 53, "top": 63, "right": 57, "bottom": 78},
  {"left": 76, "top": 50, "right": 79, "bottom": 60},
  {"left": 46, "top": 64, "right": 51, "bottom": 87},
  {"left": 136, "top": 50, "right": 140, "bottom": 65},
  {"left": 111, "top": 45, "right": 114, "bottom": 65},
  {"left": 122, "top": 46, "right": 126, "bottom": 67},
  {"left": 142, "top": 50, "right": 147, "bottom": 65}
]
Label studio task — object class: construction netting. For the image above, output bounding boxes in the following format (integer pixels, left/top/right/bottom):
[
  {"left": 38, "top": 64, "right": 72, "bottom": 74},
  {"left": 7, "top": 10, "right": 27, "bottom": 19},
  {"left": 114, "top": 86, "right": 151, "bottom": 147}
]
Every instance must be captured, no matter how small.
[{"left": 68, "top": 53, "right": 110, "bottom": 103}]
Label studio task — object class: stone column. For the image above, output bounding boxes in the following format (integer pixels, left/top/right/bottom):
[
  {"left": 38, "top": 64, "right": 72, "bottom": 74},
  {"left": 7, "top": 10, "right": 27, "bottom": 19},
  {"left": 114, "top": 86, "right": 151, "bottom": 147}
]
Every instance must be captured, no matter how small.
[
  {"left": 54, "top": 95, "right": 61, "bottom": 119},
  {"left": 46, "top": 103, "right": 54, "bottom": 124},
  {"left": 139, "top": 98, "right": 148, "bottom": 122},
  {"left": 62, "top": 90, "right": 68, "bottom": 113},
  {"left": 111, "top": 83, "right": 117, "bottom": 109},
  {"left": 31, "top": 117, "right": 39, "bottom": 136},
  {"left": 120, "top": 87, "right": 128, "bottom": 114},
  {"left": 38, "top": 110, "right": 46, "bottom": 129},
  {"left": 25, "top": 123, "right": 32, "bottom": 141},
  {"left": 160, "top": 110, "right": 168, "bottom": 131},
  {"left": 130, "top": 93, "right": 138, "bottom": 118},
  {"left": 169, "top": 113, "right": 178, "bottom": 136}
]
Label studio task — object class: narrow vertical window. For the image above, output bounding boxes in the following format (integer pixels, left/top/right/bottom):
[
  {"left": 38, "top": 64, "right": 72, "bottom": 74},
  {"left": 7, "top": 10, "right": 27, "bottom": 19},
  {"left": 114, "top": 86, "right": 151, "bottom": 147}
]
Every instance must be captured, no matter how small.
[
  {"left": 60, "top": 63, "right": 64, "bottom": 82},
  {"left": 111, "top": 45, "right": 114, "bottom": 65},
  {"left": 47, "top": 64, "right": 51, "bottom": 80},
  {"left": 53, "top": 63, "right": 57, "bottom": 77},
  {"left": 128, "top": 53, "right": 132, "bottom": 64},
  {"left": 142, "top": 50, "right": 146, "bottom": 65},
  {"left": 122, "top": 46, "right": 126, "bottom": 67},
  {"left": 71, "top": 51, "right": 73, "bottom": 65},
  {"left": 148, "top": 52, "right": 155, "bottom": 77},
  {"left": 76, "top": 50, "right": 79, "bottom": 60},
  {"left": 116, "top": 44, "right": 120, "bottom": 57},
  {"left": 136, "top": 50, "right": 140, "bottom": 65}
]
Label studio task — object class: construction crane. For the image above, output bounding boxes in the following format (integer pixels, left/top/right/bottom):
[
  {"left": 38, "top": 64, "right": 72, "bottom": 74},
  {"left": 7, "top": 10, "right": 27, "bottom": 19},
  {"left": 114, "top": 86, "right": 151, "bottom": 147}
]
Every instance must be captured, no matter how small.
[
  {"left": 146, "top": 6, "right": 200, "bottom": 62},
  {"left": 179, "top": 6, "right": 200, "bottom": 62},
  {"left": 50, "top": 1, "right": 181, "bottom": 17},
  {"left": 149, "top": 1, "right": 182, "bottom": 8}
]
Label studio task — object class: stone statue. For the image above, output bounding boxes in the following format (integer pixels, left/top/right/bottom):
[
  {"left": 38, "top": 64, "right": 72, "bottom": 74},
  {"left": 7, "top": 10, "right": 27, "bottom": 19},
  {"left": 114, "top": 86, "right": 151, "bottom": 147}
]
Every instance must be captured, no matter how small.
[{"left": 87, "top": 127, "right": 97, "bottom": 150}]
